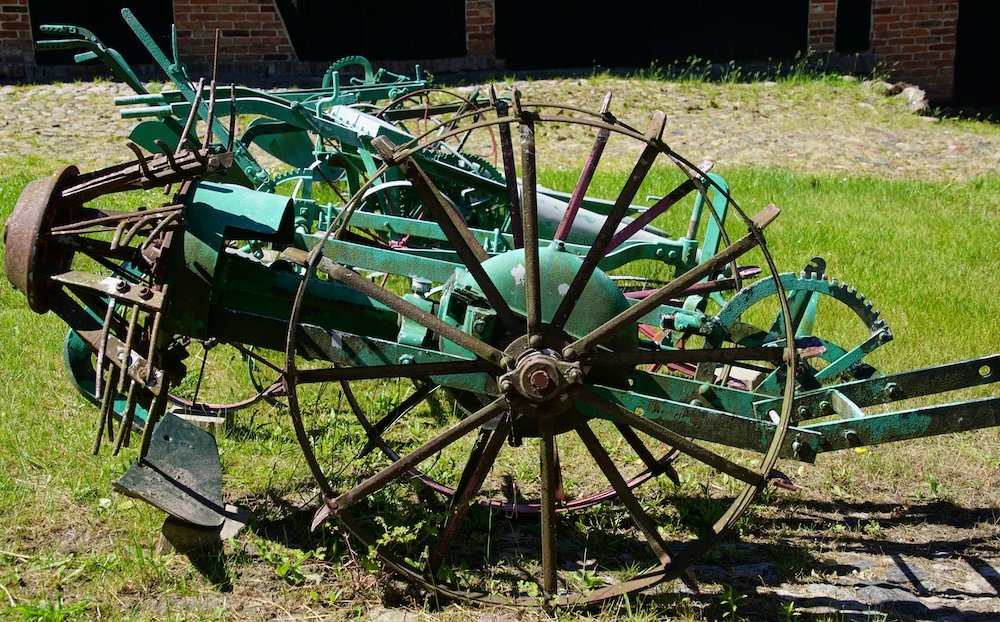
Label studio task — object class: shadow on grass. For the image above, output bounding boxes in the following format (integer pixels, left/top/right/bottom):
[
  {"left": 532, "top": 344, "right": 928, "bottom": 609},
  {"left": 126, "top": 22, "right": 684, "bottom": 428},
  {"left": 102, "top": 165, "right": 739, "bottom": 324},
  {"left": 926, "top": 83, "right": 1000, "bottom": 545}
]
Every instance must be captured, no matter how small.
[{"left": 175, "top": 489, "right": 997, "bottom": 619}]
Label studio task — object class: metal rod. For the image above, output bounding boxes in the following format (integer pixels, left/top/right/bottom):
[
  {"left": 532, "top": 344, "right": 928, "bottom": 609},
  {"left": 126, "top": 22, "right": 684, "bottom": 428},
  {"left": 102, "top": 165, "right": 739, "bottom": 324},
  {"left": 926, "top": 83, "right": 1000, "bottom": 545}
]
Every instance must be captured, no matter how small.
[
  {"left": 111, "top": 381, "right": 140, "bottom": 455},
  {"left": 489, "top": 86, "right": 523, "bottom": 249},
  {"left": 574, "top": 415, "right": 673, "bottom": 566},
  {"left": 564, "top": 205, "right": 778, "bottom": 359},
  {"left": 551, "top": 112, "right": 666, "bottom": 330},
  {"left": 518, "top": 108, "right": 542, "bottom": 339},
  {"left": 332, "top": 398, "right": 508, "bottom": 511},
  {"left": 607, "top": 178, "right": 696, "bottom": 251},
  {"left": 427, "top": 418, "right": 511, "bottom": 573},
  {"left": 295, "top": 360, "right": 493, "bottom": 384},
  {"left": 117, "top": 304, "right": 141, "bottom": 393},
  {"left": 369, "top": 136, "right": 522, "bottom": 333},
  {"left": 577, "top": 389, "right": 765, "bottom": 486},
  {"left": 94, "top": 298, "right": 116, "bottom": 401},
  {"left": 539, "top": 417, "right": 559, "bottom": 595},
  {"left": 92, "top": 367, "right": 118, "bottom": 455},
  {"left": 554, "top": 92, "right": 612, "bottom": 242},
  {"left": 176, "top": 77, "right": 204, "bottom": 153}
]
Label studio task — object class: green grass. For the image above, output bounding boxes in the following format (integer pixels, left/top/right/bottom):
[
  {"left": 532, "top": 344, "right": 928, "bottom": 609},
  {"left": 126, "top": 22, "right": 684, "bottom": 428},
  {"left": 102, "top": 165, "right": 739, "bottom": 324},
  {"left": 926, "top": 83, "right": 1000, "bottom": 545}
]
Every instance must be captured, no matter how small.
[{"left": 1, "top": 149, "right": 999, "bottom": 619}]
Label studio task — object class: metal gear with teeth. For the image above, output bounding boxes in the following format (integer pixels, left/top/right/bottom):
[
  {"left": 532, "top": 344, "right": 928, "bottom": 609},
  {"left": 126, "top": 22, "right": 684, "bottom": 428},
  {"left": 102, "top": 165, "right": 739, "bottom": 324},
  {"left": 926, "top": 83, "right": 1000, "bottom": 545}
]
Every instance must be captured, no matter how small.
[{"left": 707, "top": 257, "right": 893, "bottom": 393}]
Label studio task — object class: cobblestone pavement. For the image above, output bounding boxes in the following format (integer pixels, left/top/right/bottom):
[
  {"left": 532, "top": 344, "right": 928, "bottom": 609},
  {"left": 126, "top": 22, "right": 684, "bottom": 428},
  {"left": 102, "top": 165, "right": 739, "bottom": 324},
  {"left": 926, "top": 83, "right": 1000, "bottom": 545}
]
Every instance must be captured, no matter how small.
[{"left": 1, "top": 78, "right": 998, "bottom": 181}]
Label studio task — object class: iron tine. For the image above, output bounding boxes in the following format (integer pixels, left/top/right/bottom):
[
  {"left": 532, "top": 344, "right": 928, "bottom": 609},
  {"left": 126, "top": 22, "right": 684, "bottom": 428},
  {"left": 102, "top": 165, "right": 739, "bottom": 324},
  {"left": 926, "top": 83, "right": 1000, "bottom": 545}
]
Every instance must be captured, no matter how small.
[
  {"left": 599, "top": 91, "right": 613, "bottom": 116},
  {"left": 227, "top": 83, "right": 236, "bottom": 152},
  {"left": 140, "top": 210, "right": 181, "bottom": 252},
  {"left": 204, "top": 79, "right": 217, "bottom": 149},
  {"left": 94, "top": 297, "right": 116, "bottom": 401},
  {"left": 125, "top": 141, "right": 153, "bottom": 180},
  {"left": 117, "top": 304, "right": 141, "bottom": 393},
  {"left": 144, "top": 285, "right": 167, "bottom": 384},
  {"left": 112, "top": 381, "right": 140, "bottom": 456},
  {"left": 176, "top": 77, "right": 205, "bottom": 154},
  {"left": 154, "top": 139, "right": 178, "bottom": 170},
  {"left": 110, "top": 219, "right": 128, "bottom": 251},
  {"left": 205, "top": 30, "right": 221, "bottom": 151},
  {"left": 92, "top": 367, "right": 118, "bottom": 455}
]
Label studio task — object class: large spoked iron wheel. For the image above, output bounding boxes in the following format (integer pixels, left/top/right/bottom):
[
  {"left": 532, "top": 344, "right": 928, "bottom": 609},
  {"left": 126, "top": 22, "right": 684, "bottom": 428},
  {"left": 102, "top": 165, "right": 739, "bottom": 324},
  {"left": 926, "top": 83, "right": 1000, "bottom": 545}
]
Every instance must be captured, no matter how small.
[{"left": 281, "top": 92, "right": 799, "bottom": 606}]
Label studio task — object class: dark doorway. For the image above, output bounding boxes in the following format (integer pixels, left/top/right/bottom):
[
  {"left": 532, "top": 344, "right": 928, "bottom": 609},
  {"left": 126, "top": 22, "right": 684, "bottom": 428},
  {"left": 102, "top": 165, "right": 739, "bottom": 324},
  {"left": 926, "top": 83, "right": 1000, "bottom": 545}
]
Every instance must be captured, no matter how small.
[
  {"left": 28, "top": 1, "right": 173, "bottom": 66},
  {"left": 496, "top": 1, "right": 809, "bottom": 71},
  {"left": 953, "top": 0, "right": 1000, "bottom": 105},
  {"left": 835, "top": 0, "right": 871, "bottom": 53},
  {"left": 274, "top": 0, "right": 466, "bottom": 62}
]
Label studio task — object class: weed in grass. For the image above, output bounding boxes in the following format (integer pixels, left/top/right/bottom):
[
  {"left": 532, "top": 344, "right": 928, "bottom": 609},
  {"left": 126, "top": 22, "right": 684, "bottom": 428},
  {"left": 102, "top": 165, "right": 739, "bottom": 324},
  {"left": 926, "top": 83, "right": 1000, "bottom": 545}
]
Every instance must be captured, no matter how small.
[
  {"left": 780, "top": 600, "right": 801, "bottom": 621},
  {"left": 12, "top": 595, "right": 90, "bottom": 622},
  {"left": 720, "top": 584, "right": 747, "bottom": 620}
]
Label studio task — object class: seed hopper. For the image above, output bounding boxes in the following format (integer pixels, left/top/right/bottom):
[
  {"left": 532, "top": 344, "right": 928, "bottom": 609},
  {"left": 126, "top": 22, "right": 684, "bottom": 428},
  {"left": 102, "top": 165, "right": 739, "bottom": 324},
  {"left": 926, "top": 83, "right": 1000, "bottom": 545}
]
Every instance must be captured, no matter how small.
[{"left": 3, "top": 13, "right": 998, "bottom": 607}]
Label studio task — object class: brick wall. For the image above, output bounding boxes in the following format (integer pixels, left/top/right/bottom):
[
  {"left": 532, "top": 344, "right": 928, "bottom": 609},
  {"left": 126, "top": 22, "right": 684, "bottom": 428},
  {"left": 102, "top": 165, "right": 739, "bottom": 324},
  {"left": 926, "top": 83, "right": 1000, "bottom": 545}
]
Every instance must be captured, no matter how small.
[
  {"left": 173, "top": 0, "right": 295, "bottom": 63},
  {"left": 0, "top": 0, "right": 32, "bottom": 78},
  {"left": 808, "top": 1, "right": 958, "bottom": 99},
  {"left": 465, "top": 0, "right": 495, "bottom": 57},
  {"left": 871, "top": 0, "right": 957, "bottom": 99},
  {"left": 808, "top": 0, "right": 837, "bottom": 51}
]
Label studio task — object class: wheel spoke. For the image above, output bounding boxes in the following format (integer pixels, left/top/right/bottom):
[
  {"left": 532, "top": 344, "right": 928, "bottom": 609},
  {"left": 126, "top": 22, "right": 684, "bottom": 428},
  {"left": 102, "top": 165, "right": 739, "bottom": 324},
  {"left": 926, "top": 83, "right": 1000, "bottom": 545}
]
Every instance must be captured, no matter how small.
[
  {"left": 573, "top": 415, "right": 674, "bottom": 566},
  {"left": 518, "top": 104, "right": 543, "bottom": 338},
  {"left": 554, "top": 93, "right": 613, "bottom": 242},
  {"left": 489, "top": 86, "right": 523, "bottom": 249},
  {"left": 356, "top": 382, "right": 437, "bottom": 457},
  {"left": 539, "top": 417, "right": 559, "bottom": 595},
  {"left": 319, "top": 258, "right": 505, "bottom": 367},
  {"left": 331, "top": 398, "right": 508, "bottom": 511},
  {"left": 564, "top": 205, "right": 779, "bottom": 359},
  {"left": 551, "top": 112, "right": 666, "bottom": 329},
  {"left": 370, "top": 135, "right": 521, "bottom": 332},
  {"left": 427, "top": 418, "right": 512, "bottom": 574},
  {"left": 295, "top": 360, "right": 492, "bottom": 384},
  {"left": 577, "top": 389, "right": 765, "bottom": 486},
  {"left": 607, "top": 178, "right": 696, "bottom": 252},
  {"left": 613, "top": 422, "right": 680, "bottom": 483}
]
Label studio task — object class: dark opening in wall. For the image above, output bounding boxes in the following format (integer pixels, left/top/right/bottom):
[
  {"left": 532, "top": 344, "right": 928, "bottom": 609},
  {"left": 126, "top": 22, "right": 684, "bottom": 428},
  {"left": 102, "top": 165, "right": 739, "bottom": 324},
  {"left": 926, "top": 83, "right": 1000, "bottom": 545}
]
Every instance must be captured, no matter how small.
[
  {"left": 28, "top": 1, "right": 173, "bottom": 66},
  {"left": 835, "top": 0, "right": 871, "bottom": 53},
  {"left": 496, "top": 0, "right": 809, "bottom": 71},
  {"left": 954, "top": 0, "right": 1000, "bottom": 105},
  {"left": 274, "top": 0, "right": 465, "bottom": 62}
]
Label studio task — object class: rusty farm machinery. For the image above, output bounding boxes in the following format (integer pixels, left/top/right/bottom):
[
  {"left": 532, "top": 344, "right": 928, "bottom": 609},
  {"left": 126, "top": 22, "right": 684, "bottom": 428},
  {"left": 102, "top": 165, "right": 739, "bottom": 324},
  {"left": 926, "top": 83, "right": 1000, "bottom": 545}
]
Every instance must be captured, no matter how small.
[{"left": 3, "top": 12, "right": 999, "bottom": 607}]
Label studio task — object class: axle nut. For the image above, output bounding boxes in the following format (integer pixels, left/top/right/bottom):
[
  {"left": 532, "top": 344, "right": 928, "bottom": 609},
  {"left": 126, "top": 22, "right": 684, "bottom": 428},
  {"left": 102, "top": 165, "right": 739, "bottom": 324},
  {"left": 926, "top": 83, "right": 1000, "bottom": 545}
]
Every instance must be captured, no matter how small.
[{"left": 529, "top": 369, "right": 551, "bottom": 391}]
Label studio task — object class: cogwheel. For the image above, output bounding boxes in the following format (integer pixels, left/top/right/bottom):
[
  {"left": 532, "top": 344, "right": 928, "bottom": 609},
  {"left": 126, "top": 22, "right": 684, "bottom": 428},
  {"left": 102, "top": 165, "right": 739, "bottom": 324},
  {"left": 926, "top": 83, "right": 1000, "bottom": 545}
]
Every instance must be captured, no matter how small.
[
  {"left": 706, "top": 267, "right": 893, "bottom": 393},
  {"left": 258, "top": 168, "right": 313, "bottom": 193},
  {"left": 716, "top": 272, "right": 888, "bottom": 339}
]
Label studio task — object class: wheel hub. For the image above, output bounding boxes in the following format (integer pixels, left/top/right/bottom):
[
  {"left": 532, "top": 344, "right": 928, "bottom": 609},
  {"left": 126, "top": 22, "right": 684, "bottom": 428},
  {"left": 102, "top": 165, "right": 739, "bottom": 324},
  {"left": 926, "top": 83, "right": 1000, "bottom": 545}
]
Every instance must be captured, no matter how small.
[{"left": 498, "top": 348, "right": 582, "bottom": 404}]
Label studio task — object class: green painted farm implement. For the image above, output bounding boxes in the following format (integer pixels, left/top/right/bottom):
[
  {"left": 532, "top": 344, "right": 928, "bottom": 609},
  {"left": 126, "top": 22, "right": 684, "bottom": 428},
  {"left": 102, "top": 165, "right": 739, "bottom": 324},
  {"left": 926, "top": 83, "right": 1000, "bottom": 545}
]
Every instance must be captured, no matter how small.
[{"left": 3, "top": 13, "right": 998, "bottom": 607}]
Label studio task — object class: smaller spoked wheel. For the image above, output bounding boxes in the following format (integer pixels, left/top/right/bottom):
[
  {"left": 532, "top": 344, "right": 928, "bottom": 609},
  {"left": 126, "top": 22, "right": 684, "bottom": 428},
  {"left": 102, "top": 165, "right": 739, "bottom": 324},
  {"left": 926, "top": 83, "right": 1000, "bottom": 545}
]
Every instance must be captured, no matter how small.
[{"left": 280, "top": 92, "right": 799, "bottom": 605}]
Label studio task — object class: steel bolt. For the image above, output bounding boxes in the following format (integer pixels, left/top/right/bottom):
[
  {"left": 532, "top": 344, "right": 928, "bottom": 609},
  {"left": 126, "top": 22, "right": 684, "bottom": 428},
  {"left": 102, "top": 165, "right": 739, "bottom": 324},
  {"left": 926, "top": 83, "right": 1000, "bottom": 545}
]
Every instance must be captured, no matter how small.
[
  {"left": 797, "top": 405, "right": 810, "bottom": 418},
  {"left": 562, "top": 346, "right": 578, "bottom": 361},
  {"left": 529, "top": 334, "right": 544, "bottom": 348},
  {"left": 115, "top": 280, "right": 130, "bottom": 294},
  {"left": 565, "top": 368, "right": 583, "bottom": 384},
  {"left": 884, "top": 382, "right": 901, "bottom": 399},
  {"left": 499, "top": 379, "right": 513, "bottom": 393},
  {"left": 819, "top": 400, "right": 831, "bottom": 414},
  {"left": 138, "top": 286, "right": 153, "bottom": 300}
]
